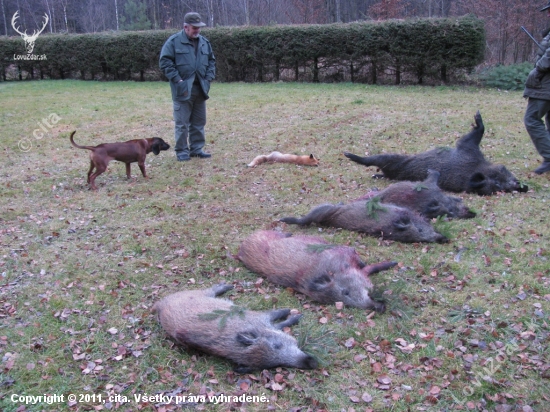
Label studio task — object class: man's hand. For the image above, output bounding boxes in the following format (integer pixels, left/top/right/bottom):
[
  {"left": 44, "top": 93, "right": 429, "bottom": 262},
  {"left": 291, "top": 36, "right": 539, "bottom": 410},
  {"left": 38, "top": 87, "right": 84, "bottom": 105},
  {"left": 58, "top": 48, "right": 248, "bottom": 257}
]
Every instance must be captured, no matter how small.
[{"left": 526, "top": 68, "right": 545, "bottom": 89}]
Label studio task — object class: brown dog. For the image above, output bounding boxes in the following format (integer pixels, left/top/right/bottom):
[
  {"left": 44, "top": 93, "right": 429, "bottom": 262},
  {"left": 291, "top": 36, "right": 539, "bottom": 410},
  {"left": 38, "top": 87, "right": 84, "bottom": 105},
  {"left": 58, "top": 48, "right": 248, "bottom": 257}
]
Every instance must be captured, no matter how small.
[{"left": 69, "top": 131, "right": 170, "bottom": 190}]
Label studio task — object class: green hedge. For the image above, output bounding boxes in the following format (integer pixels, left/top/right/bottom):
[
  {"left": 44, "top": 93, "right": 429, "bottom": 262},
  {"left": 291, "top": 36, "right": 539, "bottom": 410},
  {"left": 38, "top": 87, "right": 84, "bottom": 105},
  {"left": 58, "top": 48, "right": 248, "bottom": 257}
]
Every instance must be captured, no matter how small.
[
  {"left": 0, "top": 15, "right": 485, "bottom": 84},
  {"left": 478, "top": 62, "right": 532, "bottom": 91}
]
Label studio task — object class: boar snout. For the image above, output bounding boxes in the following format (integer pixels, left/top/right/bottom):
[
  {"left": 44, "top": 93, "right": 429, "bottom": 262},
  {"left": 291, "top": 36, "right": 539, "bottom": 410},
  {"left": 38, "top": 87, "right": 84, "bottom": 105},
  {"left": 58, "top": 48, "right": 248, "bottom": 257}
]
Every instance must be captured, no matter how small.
[
  {"left": 517, "top": 185, "right": 529, "bottom": 193},
  {"left": 300, "top": 354, "right": 318, "bottom": 370},
  {"left": 436, "top": 234, "right": 449, "bottom": 244},
  {"left": 461, "top": 209, "right": 477, "bottom": 219},
  {"left": 515, "top": 181, "right": 529, "bottom": 193},
  {"left": 373, "top": 300, "right": 386, "bottom": 313}
]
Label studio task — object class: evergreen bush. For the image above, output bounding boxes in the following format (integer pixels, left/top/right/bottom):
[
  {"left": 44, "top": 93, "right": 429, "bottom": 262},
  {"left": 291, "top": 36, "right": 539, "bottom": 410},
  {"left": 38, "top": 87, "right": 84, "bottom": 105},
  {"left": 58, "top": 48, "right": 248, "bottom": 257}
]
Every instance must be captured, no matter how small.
[
  {"left": 0, "top": 15, "right": 485, "bottom": 84},
  {"left": 478, "top": 62, "right": 533, "bottom": 91}
]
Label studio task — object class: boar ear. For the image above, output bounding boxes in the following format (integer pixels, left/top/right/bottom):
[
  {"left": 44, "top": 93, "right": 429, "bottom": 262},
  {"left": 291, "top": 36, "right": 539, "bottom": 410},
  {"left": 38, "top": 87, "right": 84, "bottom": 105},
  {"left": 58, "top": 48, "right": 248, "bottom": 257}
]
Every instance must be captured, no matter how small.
[
  {"left": 236, "top": 330, "right": 259, "bottom": 346},
  {"left": 468, "top": 172, "right": 486, "bottom": 191},
  {"left": 393, "top": 217, "right": 411, "bottom": 231},
  {"left": 309, "top": 274, "right": 332, "bottom": 291},
  {"left": 425, "top": 200, "right": 441, "bottom": 215}
]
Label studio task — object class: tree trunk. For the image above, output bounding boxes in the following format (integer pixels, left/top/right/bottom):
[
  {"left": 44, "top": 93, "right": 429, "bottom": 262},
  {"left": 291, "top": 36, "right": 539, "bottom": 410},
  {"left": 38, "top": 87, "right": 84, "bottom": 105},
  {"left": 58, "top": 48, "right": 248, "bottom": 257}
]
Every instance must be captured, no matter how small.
[
  {"left": 43, "top": 0, "right": 53, "bottom": 32},
  {"left": 63, "top": 4, "right": 68, "bottom": 32},
  {"left": 313, "top": 57, "right": 319, "bottom": 82},
  {"left": 114, "top": 0, "right": 119, "bottom": 30},
  {"left": 1, "top": 0, "right": 7, "bottom": 36}
]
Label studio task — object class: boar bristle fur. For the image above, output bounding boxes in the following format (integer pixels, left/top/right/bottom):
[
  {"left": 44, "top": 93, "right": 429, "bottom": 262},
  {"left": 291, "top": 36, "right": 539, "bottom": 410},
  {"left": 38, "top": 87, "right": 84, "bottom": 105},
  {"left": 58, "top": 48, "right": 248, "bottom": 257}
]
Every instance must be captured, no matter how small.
[
  {"left": 237, "top": 230, "right": 396, "bottom": 312},
  {"left": 344, "top": 111, "right": 528, "bottom": 195},
  {"left": 356, "top": 169, "right": 476, "bottom": 219},
  {"left": 153, "top": 284, "right": 317, "bottom": 373},
  {"left": 281, "top": 201, "right": 448, "bottom": 244}
]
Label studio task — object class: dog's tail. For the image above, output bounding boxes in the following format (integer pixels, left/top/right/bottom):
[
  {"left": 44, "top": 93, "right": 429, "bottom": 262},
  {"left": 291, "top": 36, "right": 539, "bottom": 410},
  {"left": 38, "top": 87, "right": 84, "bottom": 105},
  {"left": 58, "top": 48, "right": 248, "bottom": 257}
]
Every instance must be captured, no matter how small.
[{"left": 69, "top": 131, "right": 95, "bottom": 151}]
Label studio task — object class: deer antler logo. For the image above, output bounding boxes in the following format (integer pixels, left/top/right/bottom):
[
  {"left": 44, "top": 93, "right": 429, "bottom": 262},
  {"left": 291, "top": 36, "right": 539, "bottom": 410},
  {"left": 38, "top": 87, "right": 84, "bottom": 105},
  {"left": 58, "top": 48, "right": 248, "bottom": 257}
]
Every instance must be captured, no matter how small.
[{"left": 11, "top": 11, "right": 49, "bottom": 54}]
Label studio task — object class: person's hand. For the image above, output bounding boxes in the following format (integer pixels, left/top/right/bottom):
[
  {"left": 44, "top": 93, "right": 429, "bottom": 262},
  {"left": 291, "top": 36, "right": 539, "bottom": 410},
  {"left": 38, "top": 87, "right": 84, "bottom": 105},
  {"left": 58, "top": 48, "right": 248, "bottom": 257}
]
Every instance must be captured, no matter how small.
[{"left": 526, "top": 68, "right": 544, "bottom": 89}]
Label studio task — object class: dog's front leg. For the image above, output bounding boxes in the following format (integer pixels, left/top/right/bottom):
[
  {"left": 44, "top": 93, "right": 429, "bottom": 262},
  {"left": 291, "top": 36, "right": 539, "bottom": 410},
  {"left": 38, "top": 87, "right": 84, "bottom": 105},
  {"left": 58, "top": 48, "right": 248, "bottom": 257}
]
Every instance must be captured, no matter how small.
[
  {"left": 125, "top": 163, "right": 132, "bottom": 179},
  {"left": 137, "top": 160, "right": 147, "bottom": 178}
]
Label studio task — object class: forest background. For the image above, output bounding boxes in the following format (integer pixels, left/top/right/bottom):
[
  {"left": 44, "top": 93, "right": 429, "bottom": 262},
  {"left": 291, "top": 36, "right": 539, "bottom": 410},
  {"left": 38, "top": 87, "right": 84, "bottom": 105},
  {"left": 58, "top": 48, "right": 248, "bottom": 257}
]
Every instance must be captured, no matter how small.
[{"left": 0, "top": 0, "right": 549, "bottom": 68}]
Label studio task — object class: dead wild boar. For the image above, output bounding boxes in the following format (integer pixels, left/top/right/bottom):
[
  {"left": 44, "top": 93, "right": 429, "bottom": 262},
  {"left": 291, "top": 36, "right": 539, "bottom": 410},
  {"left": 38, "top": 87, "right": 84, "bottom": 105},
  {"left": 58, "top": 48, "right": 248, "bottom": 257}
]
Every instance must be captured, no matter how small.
[
  {"left": 357, "top": 169, "right": 476, "bottom": 219},
  {"left": 152, "top": 284, "right": 317, "bottom": 374},
  {"left": 344, "top": 111, "right": 528, "bottom": 195},
  {"left": 237, "top": 230, "right": 396, "bottom": 312},
  {"left": 280, "top": 201, "right": 448, "bottom": 243}
]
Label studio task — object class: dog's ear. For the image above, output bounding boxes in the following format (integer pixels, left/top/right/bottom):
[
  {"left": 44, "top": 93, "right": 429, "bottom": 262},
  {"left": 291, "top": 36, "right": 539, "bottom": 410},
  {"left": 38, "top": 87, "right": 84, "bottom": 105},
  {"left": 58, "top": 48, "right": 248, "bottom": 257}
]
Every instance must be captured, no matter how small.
[{"left": 152, "top": 142, "right": 161, "bottom": 155}]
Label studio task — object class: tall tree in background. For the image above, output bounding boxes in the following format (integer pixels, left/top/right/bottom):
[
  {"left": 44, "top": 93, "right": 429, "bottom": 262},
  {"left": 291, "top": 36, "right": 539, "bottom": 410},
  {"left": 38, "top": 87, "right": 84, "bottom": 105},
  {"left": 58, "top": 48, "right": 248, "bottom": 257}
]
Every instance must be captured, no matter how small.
[
  {"left": 115, "top": 0, "right": 120, "bottom": 30},
  {"left": 120, "top": 0, "right": 151, "bottom": 30},
  {"left": 453, "top": 0, "right": 542, "bottom": 65},
  {"left": 42, "top": 0, "right": 53, "bottom": 32},
  {"left": 288, "top": 0, "right": 327, "bottom": 24},
  {"left": 241, "top": 0, "right": 250, "bottom": 25},
  {"left": 369, "top": 0, "right": 404, "bottom": 20},
  {"left": 413, "top": 0, "right": 453, "bottom": 18},
  {"left": 1, "top": 0, "right": 8, "bottom": 35},
  {"left": 78, "top": 0, "right": 113, "bottom": 32},
  {"left": 0, "top": 0, "right": 547, "bottom": 65},
  {"left": 324, "top": 0, "right": 340, "bottom": 22},
  {"left": 59, "top": 0, "right": 69, "bottom": 32}
]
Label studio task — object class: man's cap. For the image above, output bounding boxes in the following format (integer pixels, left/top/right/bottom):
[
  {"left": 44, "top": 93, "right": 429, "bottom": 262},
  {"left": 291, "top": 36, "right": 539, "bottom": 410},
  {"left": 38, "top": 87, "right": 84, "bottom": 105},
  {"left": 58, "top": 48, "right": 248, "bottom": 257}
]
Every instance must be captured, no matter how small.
[
  {"left": 541, "top": 2, "right": 550, "bottom": 12},
  {"left": 184, "top": 12, "right": 206, "bottom": 27}
]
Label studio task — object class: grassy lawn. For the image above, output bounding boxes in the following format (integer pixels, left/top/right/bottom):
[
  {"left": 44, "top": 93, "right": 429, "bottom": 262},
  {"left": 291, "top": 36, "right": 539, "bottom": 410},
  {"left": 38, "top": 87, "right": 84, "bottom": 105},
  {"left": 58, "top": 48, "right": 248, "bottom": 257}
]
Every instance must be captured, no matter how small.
[{"left": 0, "top": 80, "right": 548, "bottom": 411}]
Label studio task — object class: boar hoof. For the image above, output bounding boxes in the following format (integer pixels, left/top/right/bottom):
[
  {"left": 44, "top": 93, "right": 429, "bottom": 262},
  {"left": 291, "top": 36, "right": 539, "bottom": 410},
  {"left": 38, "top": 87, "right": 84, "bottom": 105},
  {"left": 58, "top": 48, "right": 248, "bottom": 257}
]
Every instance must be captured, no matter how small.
[
  {"left": 274, "top": 314, "right": 303, "bottom": 330},
  {"left": 233, "top": 364, "right": 254, "bottom": 374},
  {"left": 212, "top": 283, "right": 234, "bottom": 296}
]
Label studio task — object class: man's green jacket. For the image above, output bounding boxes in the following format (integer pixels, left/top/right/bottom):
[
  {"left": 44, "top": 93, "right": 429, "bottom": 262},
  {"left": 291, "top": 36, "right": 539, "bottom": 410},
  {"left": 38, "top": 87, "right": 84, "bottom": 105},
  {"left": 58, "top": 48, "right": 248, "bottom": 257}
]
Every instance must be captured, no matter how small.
[{"left": 159, "top": 31, "right": 216, "bottom": 102}]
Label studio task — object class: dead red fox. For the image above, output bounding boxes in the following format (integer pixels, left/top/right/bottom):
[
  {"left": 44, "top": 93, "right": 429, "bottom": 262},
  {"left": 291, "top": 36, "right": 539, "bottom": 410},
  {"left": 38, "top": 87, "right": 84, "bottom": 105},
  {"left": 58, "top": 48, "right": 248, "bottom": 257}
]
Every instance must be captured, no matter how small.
[{"left": 247, "top": 151, "right": 320, "bottom": 167}]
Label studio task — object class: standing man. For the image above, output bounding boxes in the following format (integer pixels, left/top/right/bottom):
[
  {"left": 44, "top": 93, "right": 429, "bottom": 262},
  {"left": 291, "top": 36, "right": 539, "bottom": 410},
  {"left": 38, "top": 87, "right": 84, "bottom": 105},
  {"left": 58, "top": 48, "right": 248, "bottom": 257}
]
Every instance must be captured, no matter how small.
[
  {"left": 160, "top": 12, "right": 216, "bottom": 161},
  {"left": 524, "top": 1, "right": 550, "bottom": 174}
]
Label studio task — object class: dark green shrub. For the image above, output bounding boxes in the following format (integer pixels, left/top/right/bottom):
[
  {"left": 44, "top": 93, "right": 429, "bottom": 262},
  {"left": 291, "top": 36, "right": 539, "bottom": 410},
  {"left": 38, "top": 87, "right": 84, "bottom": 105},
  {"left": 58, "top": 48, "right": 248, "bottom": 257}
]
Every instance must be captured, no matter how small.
[
  {"left": 0, "top": 15, "right": 485, "bottom": 84},
  {"left": 479, "top": 62, "right": 533, "bottom": 91}
]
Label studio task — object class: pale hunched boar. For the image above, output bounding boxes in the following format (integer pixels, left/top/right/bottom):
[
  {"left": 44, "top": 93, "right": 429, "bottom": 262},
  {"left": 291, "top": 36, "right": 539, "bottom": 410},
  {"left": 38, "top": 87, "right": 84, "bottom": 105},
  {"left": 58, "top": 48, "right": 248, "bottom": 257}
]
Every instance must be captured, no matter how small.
[
  {"left": 280, "top": 201, "right": 448, "bottom": 243},
  {"left": 237, "top": 230, "right": 396, "bottom": 312},
  {"left": 358, "top": 169, "right": 476, "bottom": 220},
  {"left": 152, "top": 283, "right": 317, "bottom": 373},
  {"left": 344, "top": 111, "right": 528, "bottom": 195}
]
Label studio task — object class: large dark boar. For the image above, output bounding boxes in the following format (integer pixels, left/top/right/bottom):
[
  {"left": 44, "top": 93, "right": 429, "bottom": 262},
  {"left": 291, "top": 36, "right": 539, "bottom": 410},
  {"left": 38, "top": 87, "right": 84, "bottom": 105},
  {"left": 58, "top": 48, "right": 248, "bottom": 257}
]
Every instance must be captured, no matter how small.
[
  {"left": 358, "top": 169, "right": 476, "bottom": 219},
  {"left": 280, "top": 201, "right": 448, "bottom": 243},
  {"left": 344, "top": 111, "right": 528, "bottom": 195},
  {"left": 153, "top": 284, "right": 317, "bottom": 373},
  {"left": 237, "top": 230, "right": 396, "bottom": 312}
]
